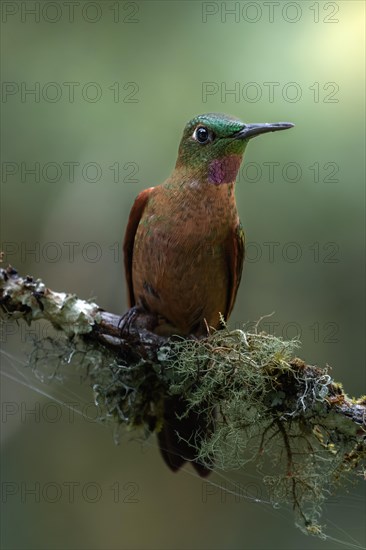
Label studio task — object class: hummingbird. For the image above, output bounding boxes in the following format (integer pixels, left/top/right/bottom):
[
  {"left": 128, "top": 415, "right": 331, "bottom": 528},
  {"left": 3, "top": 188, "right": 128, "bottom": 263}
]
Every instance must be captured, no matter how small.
[{"left": 123, "top": 113, "right": 294, "bottom": 476}]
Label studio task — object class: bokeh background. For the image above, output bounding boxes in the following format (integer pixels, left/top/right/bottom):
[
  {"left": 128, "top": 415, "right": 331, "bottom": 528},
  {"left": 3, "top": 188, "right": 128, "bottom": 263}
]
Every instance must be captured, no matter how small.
[{"left": 1, "top": 1, "right": 365, "bottom": 549}]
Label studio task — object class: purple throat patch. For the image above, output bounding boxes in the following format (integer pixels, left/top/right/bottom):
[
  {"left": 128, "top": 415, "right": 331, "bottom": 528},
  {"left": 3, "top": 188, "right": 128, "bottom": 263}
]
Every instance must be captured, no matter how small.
[{"left": 208, "top": 155, "right": 241, "bottom": 185}]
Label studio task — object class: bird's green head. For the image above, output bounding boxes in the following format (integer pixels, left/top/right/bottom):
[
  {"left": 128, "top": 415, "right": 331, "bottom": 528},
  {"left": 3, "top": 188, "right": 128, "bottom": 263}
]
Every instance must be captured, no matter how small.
[{"left": 175, "top": 113, "right": 294, "bottom": 185}]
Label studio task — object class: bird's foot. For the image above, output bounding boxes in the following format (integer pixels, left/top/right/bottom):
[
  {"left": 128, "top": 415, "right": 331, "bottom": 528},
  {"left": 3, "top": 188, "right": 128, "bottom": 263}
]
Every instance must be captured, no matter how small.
[
  {"left": 118, "top": 305, "right": 142, "bottom": 336},
  {"left": 118, "top": 306, "right": 159, "bottom": 336}
]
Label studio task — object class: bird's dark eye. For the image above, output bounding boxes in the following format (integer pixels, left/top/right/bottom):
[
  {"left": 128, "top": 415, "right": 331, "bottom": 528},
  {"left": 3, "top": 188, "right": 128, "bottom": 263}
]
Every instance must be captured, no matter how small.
[{"left": 193, "top": 126, "right": 212, "bottom": 144}]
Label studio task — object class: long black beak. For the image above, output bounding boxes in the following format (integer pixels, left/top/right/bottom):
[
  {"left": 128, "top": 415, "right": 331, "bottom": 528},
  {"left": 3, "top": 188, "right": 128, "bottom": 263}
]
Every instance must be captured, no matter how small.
[{"left": 233, "top": 122, "right": 294, "bottom": 140}]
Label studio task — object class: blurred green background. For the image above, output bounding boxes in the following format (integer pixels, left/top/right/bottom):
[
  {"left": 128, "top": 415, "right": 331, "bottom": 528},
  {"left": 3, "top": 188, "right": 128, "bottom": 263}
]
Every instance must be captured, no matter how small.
[{"left": 1, "top": 1, "right": 365, "bottom": 549}]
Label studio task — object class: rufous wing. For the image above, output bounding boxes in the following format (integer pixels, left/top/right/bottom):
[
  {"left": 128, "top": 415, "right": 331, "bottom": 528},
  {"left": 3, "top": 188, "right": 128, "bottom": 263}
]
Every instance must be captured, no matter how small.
[
  {"left": 123, "top": 187, "right": 154, "bottom": 307},
  {"left": 224, "top": 222, "right": 245, "bottom": 321}
]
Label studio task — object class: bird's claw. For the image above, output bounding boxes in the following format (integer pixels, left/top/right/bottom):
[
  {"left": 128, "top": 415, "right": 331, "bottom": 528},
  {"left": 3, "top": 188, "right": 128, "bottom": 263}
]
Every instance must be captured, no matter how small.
[
  {"left": 118, "top": 305, "right": 160, "bottom": 336},
  {"left": 118, "top": 306, "right": 141, "bottom": 336}
]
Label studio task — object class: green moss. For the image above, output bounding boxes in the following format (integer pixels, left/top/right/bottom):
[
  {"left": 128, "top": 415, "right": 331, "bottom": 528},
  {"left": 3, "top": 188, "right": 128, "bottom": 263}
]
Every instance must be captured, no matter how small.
[
  {"left": 26, "top": 324, "right": 365, "bottom": 540},
  {"left": 154, "top": 326, "right": 364, "bottom": 537}
]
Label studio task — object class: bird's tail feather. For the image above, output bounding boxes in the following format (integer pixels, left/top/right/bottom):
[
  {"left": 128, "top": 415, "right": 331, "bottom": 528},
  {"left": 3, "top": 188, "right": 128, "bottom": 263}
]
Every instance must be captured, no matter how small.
[{"left": 157, "top": 395, "right": 214, "bottom": 477}]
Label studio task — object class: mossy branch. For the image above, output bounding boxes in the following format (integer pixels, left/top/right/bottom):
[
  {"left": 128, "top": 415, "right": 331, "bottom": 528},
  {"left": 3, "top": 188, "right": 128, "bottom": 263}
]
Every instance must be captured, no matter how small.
[{"left": 1, "top": 264, "right": 365, "bottom": 538}]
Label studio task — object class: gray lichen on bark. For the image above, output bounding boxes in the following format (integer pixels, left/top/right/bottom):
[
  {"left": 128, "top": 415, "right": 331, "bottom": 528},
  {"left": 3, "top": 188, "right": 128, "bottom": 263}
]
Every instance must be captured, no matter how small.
[{"left": 1, "top": 265, "right": 365, "bottom": 538}]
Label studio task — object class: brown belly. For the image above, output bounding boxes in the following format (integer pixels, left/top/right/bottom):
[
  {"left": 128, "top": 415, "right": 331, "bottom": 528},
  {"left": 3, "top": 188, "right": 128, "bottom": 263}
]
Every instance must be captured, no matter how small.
[{"left": 132, "top": 227, "right": 228, "bottom": 336}]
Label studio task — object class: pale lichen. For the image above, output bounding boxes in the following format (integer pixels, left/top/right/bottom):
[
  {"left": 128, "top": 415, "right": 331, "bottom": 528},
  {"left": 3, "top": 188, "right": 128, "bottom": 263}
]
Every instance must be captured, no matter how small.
[
  {"left": 1, "top": 270, "right": 100, "bottom": 336},
  {"left": 23, "top": 321, "right": 366, "bottom": 539},
  {"left": 1, "top": 264, "right": 365, "bottom": 540}
]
